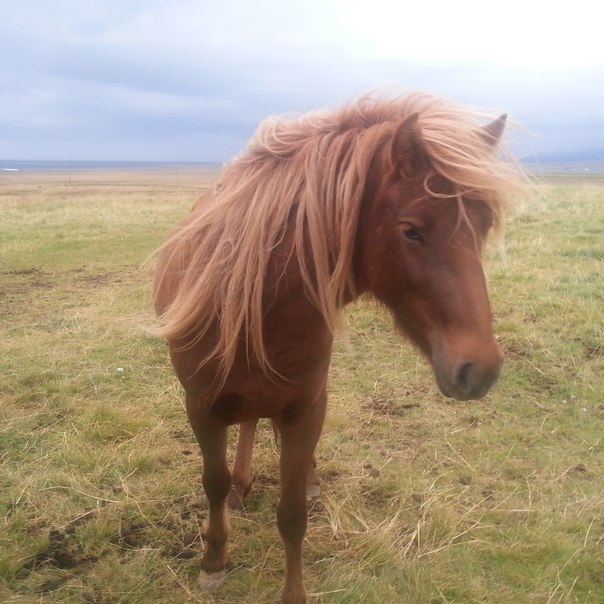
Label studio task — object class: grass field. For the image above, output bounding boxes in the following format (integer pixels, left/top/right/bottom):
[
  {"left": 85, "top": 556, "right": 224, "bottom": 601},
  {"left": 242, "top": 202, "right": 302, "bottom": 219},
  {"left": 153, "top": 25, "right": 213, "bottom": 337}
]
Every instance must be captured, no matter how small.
[{"left": 1, "top": 168, "right": 602, "bottom": 603}]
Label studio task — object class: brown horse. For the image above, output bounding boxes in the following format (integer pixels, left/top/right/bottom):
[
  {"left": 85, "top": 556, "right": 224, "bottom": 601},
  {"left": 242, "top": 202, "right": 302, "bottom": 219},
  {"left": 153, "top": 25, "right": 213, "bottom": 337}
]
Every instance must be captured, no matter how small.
[{"left": 153, "top": 93, "right": 519, "bottom": 603}]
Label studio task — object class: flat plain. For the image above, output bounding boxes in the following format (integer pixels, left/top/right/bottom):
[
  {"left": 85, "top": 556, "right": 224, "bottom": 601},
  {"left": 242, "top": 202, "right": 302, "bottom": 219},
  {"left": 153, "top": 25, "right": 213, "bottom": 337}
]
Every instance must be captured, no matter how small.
[{"left": 1, "top": 168, "right": 602, "bottom": 603}]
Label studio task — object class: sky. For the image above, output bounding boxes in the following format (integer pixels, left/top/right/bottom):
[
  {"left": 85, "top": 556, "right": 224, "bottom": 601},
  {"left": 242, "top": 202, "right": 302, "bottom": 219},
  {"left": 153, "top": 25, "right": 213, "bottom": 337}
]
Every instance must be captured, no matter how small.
[{"left": 1, "top": 0, "right": 603, "bottom": 163}]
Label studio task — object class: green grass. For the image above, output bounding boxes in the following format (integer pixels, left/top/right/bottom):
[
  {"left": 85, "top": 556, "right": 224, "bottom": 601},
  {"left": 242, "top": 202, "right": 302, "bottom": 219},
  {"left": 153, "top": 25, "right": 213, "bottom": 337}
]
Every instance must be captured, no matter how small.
[{"left": 1, "top": 169, "right": 602, "bottom": 603}]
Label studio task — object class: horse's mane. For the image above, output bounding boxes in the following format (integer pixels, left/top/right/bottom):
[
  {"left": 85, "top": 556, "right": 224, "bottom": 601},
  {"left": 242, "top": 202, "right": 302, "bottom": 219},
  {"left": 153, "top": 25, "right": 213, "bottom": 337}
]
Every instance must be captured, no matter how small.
[{"left": 153, "top": 93, "right": 521, "bottom": 382}]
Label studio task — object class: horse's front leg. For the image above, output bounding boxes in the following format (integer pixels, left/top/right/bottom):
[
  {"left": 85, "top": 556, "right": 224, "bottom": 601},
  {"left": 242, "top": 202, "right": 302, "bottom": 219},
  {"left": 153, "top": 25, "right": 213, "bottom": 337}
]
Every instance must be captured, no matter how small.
[
  {"left": 227, "top": 418, "right": 258, "bottom": 510},
  {"left": 185, "top": 395, "right": 231, "bottom": 587},
  {"left": 275, "top": 390, "right": 327, "bottom": 604}
]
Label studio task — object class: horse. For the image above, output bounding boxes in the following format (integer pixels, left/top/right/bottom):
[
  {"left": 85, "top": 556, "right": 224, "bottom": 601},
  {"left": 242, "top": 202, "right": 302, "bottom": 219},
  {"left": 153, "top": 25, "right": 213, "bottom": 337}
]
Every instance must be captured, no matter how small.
[{"left": 152, "top": 93, "right": 519, "bottom": 604}]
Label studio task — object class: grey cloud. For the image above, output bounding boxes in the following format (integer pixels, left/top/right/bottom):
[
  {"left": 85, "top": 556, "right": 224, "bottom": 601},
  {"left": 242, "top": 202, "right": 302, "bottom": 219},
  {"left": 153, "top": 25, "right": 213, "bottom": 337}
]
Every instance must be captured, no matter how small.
[{"left": 1, "top": 1, "right": 602, "bottom": 162}]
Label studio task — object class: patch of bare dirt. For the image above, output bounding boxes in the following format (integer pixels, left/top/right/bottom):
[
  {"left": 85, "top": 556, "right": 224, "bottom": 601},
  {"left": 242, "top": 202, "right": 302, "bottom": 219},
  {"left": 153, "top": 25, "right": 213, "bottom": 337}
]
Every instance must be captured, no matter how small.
[{"left": 363, "top": 394, "right": 421, "bottom": 417}]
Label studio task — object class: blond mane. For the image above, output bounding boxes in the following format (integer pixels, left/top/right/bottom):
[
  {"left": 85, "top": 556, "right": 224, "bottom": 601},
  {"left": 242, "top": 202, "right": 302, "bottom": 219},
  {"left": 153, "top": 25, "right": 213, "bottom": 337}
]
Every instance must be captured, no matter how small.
[{"left": 153, "top": 93, "right": 521, "bottom": 382}]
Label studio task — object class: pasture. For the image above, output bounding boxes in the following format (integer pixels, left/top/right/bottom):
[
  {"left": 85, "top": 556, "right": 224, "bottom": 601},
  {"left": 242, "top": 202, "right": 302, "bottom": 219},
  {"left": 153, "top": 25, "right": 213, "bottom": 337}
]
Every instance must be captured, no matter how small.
[{"left": 1, "top": 168, "right": 602, "bottom": 603}]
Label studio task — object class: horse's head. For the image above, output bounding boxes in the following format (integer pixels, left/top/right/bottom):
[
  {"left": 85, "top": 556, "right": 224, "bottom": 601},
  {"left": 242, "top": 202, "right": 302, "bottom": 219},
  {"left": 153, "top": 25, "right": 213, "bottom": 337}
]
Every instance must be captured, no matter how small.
[{"left": 358, "top": 113, "right": 508, "bottom": 400}]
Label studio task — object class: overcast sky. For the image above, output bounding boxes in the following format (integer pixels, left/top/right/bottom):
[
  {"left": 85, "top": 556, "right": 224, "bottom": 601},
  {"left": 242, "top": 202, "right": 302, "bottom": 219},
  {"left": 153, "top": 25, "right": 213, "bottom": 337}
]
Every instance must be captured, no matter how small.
[{"left": 1, "top": 0, "right": 602, "bottom": 162}]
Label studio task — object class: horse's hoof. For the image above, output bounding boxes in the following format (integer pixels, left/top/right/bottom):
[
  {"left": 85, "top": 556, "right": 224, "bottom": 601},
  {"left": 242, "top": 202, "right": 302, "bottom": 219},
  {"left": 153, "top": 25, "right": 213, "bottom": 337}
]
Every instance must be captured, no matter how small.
[
  {"left": 198, "top": 569, "right": 227, "bottom": 589},
  {"left": 306, "top": 483, "right": 321, "bottom": 499},
  {"left": 226, "top": 493, "right": 243, "bottom": 510},
  {"left": 227, "top": 485, "right": 246, "bottom": 510}
]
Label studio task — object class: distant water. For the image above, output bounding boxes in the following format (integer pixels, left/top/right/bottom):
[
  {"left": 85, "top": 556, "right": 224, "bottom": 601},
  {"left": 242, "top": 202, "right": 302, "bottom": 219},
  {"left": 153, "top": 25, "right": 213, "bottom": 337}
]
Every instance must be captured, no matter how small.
[
  {"left": 0, "top": 159, "right": 221, "bottom": 172},
  {"left": 2, "top": 158, "right": 603, "bottom": 175},
  {"left": 521, "top": 151, "right": 604, "bottom": 175},
  {"left": 523, "top": 161, "right": 604, "bottom": 175}
]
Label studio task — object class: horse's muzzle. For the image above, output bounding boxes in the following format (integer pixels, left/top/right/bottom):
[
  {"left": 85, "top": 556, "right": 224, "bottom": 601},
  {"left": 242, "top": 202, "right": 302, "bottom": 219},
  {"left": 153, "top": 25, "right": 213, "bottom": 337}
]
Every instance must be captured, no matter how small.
[{"left": 432, "top": 347, "right": 504, "bottom": 401}]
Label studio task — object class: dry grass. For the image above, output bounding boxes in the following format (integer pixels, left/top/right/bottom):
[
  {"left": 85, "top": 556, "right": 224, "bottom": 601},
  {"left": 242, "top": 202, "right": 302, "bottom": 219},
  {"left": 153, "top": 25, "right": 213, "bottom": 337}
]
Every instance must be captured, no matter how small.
[{"left": 0, "top": 169, "right": 602, "bottom": 603}]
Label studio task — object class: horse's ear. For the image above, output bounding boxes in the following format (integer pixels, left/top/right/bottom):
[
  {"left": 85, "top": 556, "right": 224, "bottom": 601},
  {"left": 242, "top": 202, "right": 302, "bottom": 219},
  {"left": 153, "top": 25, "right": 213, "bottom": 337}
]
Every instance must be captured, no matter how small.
[
  {"left": 390, "top": 112, "right": 422, "bottom": 177},
  {"left": 482, "top": 113, "right": 507, "bottom": 147}
]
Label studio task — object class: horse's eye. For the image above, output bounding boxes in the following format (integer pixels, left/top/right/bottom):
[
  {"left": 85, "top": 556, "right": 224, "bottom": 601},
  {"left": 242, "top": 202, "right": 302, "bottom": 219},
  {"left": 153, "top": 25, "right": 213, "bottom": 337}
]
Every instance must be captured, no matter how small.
[{"left": 402, "top": 228, "right": 423, "bottom": 243}]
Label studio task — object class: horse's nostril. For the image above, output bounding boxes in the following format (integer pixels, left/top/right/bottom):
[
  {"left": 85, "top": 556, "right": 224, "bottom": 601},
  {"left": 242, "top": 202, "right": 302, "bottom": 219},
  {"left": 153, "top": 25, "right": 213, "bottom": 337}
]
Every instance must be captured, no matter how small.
[{"left": 455, "top": 362, "right": 475, "bottom": 395}]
